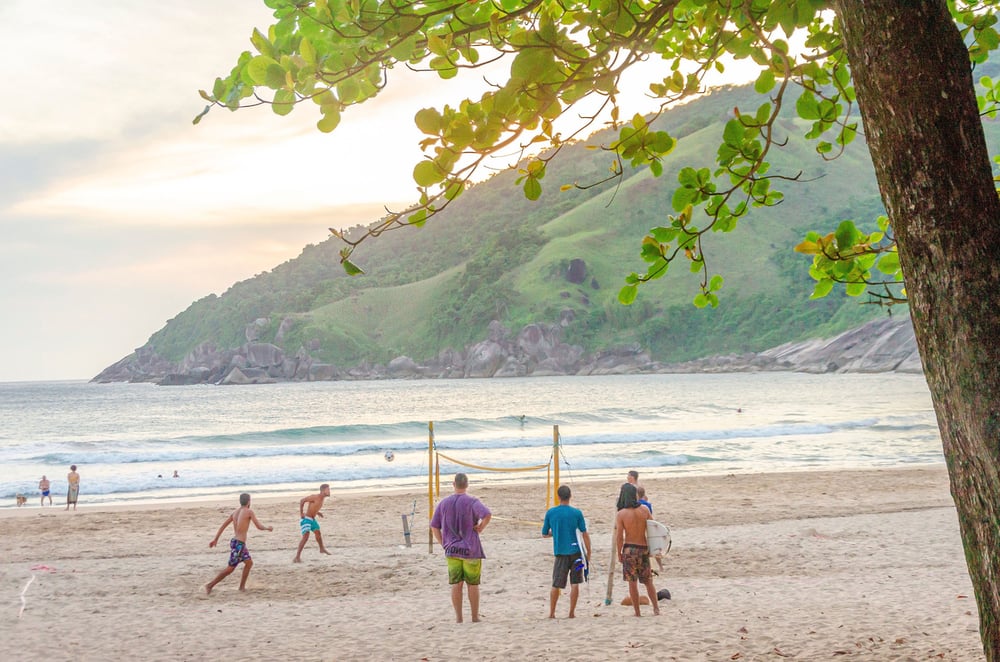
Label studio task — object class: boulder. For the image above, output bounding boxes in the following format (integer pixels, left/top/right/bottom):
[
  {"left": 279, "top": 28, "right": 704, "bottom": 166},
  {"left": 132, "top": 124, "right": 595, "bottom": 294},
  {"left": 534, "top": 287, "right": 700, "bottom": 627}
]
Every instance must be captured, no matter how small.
[
  {"left": 388, "top": 356, "right": 421, "bottom": 377},
  {"left": 566, "top": 258, "right": 587, "bottom": 284},
  {"left": 244, "top": 343, "right": 285, "bottom": 368},
  {"left": 465, "top": 340, "right": 506, "bottom": 378}
]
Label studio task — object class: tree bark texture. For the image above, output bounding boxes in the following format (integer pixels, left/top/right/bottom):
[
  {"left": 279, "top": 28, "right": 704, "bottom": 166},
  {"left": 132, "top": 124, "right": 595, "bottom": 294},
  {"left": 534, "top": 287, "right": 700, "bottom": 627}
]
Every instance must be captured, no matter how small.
[{"left": 834, "top": 1, "right": 1000, "bottom": 657}]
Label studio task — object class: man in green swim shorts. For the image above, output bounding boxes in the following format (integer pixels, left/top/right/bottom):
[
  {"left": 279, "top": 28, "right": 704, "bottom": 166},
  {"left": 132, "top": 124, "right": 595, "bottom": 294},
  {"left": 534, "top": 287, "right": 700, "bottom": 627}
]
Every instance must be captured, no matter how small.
[{"left": 430, "top": 473, "right": 492, "bottom": 623}]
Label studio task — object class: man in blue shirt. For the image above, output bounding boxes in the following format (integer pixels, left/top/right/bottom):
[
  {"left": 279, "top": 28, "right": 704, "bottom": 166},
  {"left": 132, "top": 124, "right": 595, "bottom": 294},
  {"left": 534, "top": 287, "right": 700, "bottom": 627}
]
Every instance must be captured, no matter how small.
[{"left": 541, "top": 485, "right": 591, "bottom": 618}]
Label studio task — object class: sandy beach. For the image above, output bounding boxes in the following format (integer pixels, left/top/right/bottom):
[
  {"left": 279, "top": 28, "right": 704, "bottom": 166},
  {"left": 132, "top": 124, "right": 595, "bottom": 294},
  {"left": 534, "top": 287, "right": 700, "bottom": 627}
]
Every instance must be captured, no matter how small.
[{"left": 0, "top": 466, "right": 984, "bottom": 661}]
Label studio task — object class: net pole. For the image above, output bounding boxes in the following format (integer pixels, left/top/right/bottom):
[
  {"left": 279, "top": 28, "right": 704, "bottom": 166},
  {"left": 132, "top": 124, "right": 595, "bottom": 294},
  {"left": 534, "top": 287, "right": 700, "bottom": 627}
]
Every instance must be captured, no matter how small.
[
  {"left": 546, "top": 463, "right": 551, "bottom": 510},
  {"left": 428, "top": 421, "right": 434, "bottom": 554},
  {"left": 553, "top": 425, "right": 560, "bottom": 500}
]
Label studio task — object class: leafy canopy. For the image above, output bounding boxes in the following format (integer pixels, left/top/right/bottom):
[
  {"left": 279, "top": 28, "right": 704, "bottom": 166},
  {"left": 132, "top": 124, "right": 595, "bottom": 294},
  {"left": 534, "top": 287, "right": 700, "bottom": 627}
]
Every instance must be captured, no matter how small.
[{"left": 198, "top": 0, "right": 1000, "bottom": 307}]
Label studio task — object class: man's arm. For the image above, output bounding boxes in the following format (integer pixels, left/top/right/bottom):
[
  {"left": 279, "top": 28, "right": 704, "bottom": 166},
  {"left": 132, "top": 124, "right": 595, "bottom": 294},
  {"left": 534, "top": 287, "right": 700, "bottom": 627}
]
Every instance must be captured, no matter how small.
[
  {"left": 299, "top": 495, "right": 311, "bottom": 517},
  {"left": 209, "top": 514, "right": 233, "bottom": 548},
  {"left": 615, "top": 513, "right": 624, "bottom": 561},
  {"left": 250, "top": 510, "right": 273, "bottom": 532},
  {"left": 473, "top": 514, "right": 491, "bottom": 534},
  {"left": 582, "top": 531, "right": 592, "bottom": 560},
  {"left": 431, "top": 526, "right": 443, "bottom": 547}
]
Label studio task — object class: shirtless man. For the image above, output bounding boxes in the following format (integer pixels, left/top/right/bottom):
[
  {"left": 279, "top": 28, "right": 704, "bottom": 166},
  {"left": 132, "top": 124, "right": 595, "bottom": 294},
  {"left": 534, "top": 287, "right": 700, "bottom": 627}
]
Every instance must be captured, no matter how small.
[
  {"left": 206, "top": 492, "right": 273, "bottom": 594},
  {"left": 294, "top": 483, "right": 332, "bottom": 562},
  {"left": 39, "top": 475, "right": 51, "bottom": 506},
  {"left": 615, "top": 483, "right": 659, "bottom": 616},
  {"left": 65, "top": 465, "right": 80, "bottom": 511}
]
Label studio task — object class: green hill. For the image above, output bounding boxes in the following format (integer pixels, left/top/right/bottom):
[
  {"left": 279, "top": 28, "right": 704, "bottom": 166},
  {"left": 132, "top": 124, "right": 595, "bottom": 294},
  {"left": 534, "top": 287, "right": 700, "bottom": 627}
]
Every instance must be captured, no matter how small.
[{"left": 105, "top": 84, "right": 915, "bottom": 379}]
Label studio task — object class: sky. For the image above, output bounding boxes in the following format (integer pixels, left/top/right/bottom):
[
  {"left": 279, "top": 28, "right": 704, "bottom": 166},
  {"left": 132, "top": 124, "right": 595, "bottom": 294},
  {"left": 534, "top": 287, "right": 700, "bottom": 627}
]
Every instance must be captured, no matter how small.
[
  {"left": 0, "top": 1, "right": 471, "bottom": 382},
  {"left": 0, "top": 1, "right": 752, "bottom": 383}
]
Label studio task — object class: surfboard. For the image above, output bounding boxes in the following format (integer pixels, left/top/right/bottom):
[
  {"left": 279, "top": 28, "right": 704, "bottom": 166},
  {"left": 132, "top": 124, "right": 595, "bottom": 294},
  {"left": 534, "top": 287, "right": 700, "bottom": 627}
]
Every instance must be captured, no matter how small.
[
  {"left": 575, "top": 528, "right": 589, "bottom": 578},
  {"left": 646, "top": 519, "right": 672, "bottom": 557}
]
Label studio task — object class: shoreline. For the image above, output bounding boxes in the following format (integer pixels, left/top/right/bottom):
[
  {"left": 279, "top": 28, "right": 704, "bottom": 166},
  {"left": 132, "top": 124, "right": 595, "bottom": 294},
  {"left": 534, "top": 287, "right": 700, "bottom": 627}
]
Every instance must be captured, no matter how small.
[
  {"left": 0, "top": 461, "right": 948, "bottom": 515},
  {"left": 2, "top": 464, "right": 982, "bottom": 660}
]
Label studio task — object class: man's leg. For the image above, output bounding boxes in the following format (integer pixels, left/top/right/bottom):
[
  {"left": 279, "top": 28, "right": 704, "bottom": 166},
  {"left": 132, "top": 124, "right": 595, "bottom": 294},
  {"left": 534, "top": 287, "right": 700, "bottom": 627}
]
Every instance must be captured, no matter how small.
[
  {"left": 314, "top": 530, "right": 332, "bottom": 555},
  {"left": 548, "top": 587, "right": 560, "bottom": 618},
  {"left": 238, "top": 559, "right": 254, "bottom": 591},
  {"left": 468, "top": 583, "right": 481, "bottom": 623},
  {"left": 451, "top": 581, "right": 465, "bottom": 623},
  {"left": 205, "top": 565, "right": 235, "bottom": 594},
  {"left": 293, "top": 533, "right": 310, "bottom": 562},
  {"left": 643, "top": 578, "right": 660, "bottom": 615},
  {"left": 627, "top": 580, "right": 641, "bottom": 616},
  {"left": 568, "top": 583, "right": 580, "bottom": 618}
]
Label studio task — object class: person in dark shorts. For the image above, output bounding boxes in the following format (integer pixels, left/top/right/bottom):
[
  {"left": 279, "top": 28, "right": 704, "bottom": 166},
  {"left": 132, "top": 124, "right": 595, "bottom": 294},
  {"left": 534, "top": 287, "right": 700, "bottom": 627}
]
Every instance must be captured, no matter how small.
[
  {"left": 205, "top": 493, "right": 273, "bottom": 594},
  {"left": 39, "top": 475, "right": 52, "bottom": 506},
  {"left": 542, "top": 485, "right": 591, "bottom": 618}
]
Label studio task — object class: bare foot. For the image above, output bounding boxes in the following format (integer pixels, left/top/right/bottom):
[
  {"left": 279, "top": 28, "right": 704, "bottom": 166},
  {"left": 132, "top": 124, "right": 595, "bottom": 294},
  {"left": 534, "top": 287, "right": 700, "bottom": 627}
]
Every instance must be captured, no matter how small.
[
  {"left": 472, "top": 617, "right": 481, "bottom": 623},
  {"left": 293, "top": 557, "right": 301, "bottom": 563},
  {"left": 548, "top": 614, "right": 555, "bottom": 619},
  {"left": 568, "top": 613, "right": 575, "bottom": 619},
  {"left": 205, "top": 584, "right": 213, "bottom": 595},
  {"left": 238, "top": 587, "right": 246, "bottom": 592},
  {"left": 652, "top": 608, "right": 660, "bottom": 616},
  {"left": 320, "top": 550, "right": 332, "bottom": 556}
]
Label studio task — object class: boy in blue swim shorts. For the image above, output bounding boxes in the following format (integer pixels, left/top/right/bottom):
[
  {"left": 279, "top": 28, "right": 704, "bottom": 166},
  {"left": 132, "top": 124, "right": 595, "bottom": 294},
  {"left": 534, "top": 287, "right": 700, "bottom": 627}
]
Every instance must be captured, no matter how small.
[{"left": 295, "top": 484, "right": 332, "bottom": 562}]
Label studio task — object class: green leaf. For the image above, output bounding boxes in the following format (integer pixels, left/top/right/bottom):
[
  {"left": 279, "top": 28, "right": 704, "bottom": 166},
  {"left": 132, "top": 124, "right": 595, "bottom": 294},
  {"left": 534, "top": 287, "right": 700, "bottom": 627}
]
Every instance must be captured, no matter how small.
[
  {"left": 413, "top": 160, "right": 445, "bottom": 187},
  {"left": 272, "top": 89, "right": 295, "bottom": 116},
  {"left": 247, "top": 55, "right": 279, "bottom": 86},
  {"left": 810, "top": 278, "right": 835, "bottom": 299},
  {"left": 876, "top": 251, "right": 901, "bottom": 275},
  {"left": 835, "top": 220, "right": 860, "bottom": 250},
  {"left": 693, "top": 293, "right": 709, "bottom": 308},
  {"left": 342, "top": 259, "right": 365, "bottom": 276},
  {"left": 415, "top": 107, "right": 442, "bottom": 135},
  {"left": 723, "top": 118, "right": 744, "bottom": 146},
  {"left": 523, "top": 176, "right": 542, "bottom": 200},
  {"left": 754, "top": 69, "right": 776, "bottom": 94},
  {"left": 795, "top": 91, "right": 820, "bottom": 120},
  {"left": 317, "top": 105, "right": 340, "bottom": 132},
  {"left": 618, "top": 284, "right": 638, "bottom": 305},
  {"left": 845, "top": 281, "right": 867, "bottom": 296}
]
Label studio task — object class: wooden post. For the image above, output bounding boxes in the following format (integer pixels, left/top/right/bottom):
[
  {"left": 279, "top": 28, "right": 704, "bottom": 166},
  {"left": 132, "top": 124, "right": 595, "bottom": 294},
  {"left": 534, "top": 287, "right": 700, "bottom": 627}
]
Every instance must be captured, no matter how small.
[
  {"left": 605, "top": 515, "right": 617, "bottom": 605},
  {"left": 553, "top": 425, "right": 560, "bottom": 504},
  {"left": 428, "top": 421, "right": 434, "bottom": 554},
  {"left": 401, "top": 513, "right": 412, "bottom": 548}
]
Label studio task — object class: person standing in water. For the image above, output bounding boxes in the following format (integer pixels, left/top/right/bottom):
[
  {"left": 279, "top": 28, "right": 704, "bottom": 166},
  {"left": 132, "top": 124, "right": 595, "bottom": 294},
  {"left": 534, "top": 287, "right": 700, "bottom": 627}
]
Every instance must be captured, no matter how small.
[
  {"left": 65, "top": 465, "right": 80, "bottom": 511},
  {"left": 39, "top": 475, "right": 51, "bottom": 506}
]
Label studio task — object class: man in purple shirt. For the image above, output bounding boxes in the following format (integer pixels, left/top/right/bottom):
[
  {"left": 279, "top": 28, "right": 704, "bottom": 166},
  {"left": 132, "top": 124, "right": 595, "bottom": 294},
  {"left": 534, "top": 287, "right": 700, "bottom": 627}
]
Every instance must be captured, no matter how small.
[{"left": 430, "top": 473, "right": 492, "bottom": 623}]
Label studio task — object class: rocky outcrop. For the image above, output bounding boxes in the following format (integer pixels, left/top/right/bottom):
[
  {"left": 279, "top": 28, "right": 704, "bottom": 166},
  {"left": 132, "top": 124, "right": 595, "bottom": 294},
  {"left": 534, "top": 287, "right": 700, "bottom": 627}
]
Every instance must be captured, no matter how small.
[
  {"left": 91, "top": 314, "right": 922, "bottom": 386},
  {"left": 661, "top": 317, "right": 921, "bottom": 374}
]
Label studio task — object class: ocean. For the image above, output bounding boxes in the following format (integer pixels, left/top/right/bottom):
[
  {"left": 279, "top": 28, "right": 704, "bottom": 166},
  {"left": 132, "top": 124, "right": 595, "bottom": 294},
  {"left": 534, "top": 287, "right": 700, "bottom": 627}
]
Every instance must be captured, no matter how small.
[{"left": 0, "top": 373, "right": 943, "bottom": 507}]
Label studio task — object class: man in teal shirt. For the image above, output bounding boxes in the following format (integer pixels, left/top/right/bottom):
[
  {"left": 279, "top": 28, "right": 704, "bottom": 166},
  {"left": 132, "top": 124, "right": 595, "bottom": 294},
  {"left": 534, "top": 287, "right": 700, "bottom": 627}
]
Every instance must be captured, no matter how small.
[{"left": 541, "top": 485, "right": 591, "bottom": 618}]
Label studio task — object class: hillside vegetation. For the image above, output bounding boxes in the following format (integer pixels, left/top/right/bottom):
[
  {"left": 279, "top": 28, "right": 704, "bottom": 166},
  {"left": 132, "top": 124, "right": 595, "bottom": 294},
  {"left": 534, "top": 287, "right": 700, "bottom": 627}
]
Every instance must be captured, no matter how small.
[{"left": 128, "top": 84, "right": 906, "bottom": 373}]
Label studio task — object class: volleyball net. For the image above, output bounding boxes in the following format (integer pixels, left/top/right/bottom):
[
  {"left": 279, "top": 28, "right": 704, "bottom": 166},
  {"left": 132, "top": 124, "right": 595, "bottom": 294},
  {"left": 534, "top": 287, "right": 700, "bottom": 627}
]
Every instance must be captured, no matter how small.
[{"left": 424, "top": 421, "right": 563, "bottom": 552}]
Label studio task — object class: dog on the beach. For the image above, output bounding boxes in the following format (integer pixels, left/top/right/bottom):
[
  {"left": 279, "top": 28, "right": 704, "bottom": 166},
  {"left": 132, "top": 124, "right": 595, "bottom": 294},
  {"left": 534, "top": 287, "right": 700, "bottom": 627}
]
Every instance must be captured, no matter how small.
[{"left": 15, "top": 494, "right": 27, "bottom": 506}]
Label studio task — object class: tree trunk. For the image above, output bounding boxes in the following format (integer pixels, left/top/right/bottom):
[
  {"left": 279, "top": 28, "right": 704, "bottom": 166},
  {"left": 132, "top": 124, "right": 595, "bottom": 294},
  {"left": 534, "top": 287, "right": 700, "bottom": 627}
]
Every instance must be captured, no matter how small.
[{"left": 834, "top": 1, "right": 1000, "bottom": 657}]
